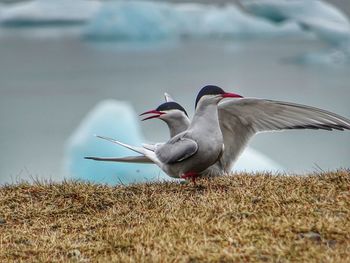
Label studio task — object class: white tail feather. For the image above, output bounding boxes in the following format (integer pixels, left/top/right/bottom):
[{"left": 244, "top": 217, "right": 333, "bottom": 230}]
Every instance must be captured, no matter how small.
[
  {"left": 96, "top": 135, "right": 146, "bottom": 155},
  {"left": 94, "top": 135, "right": 162, "bottom": 166}
]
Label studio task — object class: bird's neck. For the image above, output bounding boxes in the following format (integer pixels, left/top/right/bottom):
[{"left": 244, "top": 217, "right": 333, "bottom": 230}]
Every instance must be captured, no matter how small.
[
  {"left": 164, "top": 117, "right": 190, "bottom": 138},
  {"left": 191, "top": 103, "right": 220, "bottom": 131}
]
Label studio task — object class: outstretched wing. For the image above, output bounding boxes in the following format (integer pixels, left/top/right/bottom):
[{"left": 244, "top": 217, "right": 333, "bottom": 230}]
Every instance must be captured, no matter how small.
[
  {"left": 218, "top": 98, "right": 350, "bottom": 171},
  {"left": 155, "top": 137, "right": 198, "bottom": 164}
]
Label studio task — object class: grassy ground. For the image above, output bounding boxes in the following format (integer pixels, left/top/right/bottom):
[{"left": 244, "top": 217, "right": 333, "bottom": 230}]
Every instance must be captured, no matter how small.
[{"left": 0, "top": 171, "right": 349, "bottom": 262}]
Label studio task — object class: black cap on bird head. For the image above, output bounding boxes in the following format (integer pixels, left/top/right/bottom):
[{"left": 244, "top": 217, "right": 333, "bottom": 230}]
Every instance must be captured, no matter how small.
[
  {"left": 140, "top": 101, "right": 188, "bottom": 121},
  {"left": 195, "top": 85, "right": 243, "bottom": 109},
  {"left": 156, "top": 102, "right": 188, "bottom": 117}
]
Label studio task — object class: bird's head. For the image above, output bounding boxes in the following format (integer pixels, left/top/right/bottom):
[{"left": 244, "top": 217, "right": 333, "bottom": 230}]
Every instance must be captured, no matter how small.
[
  {"left": 195, "top": 85, "right": 243, "bottom": 109},
  {"left": 140, "top": 101, "right": 188, "bottom": 122}
]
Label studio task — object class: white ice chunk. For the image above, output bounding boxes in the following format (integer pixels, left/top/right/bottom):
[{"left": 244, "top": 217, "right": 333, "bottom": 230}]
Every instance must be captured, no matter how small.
[
  {"left": 198, "top": 5, "right": 300, "bottom": 39},
  {"left": 294, "top": 48, "right": 350, "bottom": 67},
  {"left": 299, "top": 18, "right": 350, "bottom": 47},
  {"left": 296, "top": 19, "right": 350, "bottom": 65},
  {"left": 64, "top": 100, "right": 169, "bottom": 185},
  {"left": 241, "top": 1, "right": 350, "bottom": 64},
  {"left": 0, "top": 0, "right": 101, "bottom": 26},
  {"left": 84, "top": 1, "right": 302, "bottom": 42},
  {"left": 84, "top": 1, "right": 181, "bottom": 41},
  {"left": 241, "top": 0, "right": 349, "bottom": 25}
]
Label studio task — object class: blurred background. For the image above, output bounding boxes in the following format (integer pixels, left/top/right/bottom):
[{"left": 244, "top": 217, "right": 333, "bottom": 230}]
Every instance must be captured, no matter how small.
[{"left": 0, "top": 0, "right": 349, "bottom": 184}]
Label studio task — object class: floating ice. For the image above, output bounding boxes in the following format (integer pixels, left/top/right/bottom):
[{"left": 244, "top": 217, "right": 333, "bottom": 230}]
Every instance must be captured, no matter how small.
[
  {"left": 299, "top": 18, "right": 350, "bottom": 47},
  {"left": 293, "top": 48, "right": 350, "bottom": 67},
  {"left": 84, "top": 1, "right": 302, "bottom": 42},
  {"left": 296, "top": 19, "right": 350, "bottom": 65},
  {"left": 241, "top": 1, "right": 350, "bottom": 65},
  {"left": 84, "top": 1, "right": 180, "bottom": 41},
  {"left": 242, "top": 0, "right": 350, "bottom": 46},
  {"left": 241, "top": 0, "right": 349, "bottom": 25},
  {"left": 194, "top": 5, "right": 300, "bottom": 39},
  {"left": 64, "top": 100, "right": 169, "bottom": 185},
  {"left": 0, "top": 0, "right": 101, "bottom": 27}
]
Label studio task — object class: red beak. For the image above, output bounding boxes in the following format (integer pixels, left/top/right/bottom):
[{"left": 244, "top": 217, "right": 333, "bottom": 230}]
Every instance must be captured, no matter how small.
[
  {"left": 139, "top": 110, "right": 165, "bottom": 121},
  {"left": 222, "top": 92, "right": 243, "bottom": 98}
]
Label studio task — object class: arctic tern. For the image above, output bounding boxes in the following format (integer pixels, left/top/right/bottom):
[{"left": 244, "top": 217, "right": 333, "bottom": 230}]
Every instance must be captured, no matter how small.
[
  {"left": 86, "top": 85, "right": 241, "bottom": 180},
  {"left": 86, "top": 85, "right": 350, "bottom": 181}
]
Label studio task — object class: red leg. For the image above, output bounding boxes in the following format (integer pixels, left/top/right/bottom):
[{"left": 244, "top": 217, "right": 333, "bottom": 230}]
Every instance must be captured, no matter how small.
[{"left": 181, "top": 172, "right": 199, "bottom": 184}]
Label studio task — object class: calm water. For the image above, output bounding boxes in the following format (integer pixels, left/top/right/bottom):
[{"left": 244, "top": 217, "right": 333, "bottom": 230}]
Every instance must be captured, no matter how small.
[{"left": 0, "top": 30, "right": 349, "bottom": 184}]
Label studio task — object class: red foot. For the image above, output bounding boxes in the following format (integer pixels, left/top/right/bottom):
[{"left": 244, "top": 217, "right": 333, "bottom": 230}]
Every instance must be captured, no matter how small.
[{"left": 181, "top": 172, "right": 199, "bottom": 184}]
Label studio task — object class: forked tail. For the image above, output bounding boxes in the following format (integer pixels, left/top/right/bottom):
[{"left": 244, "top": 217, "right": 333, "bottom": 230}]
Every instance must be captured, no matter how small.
[{"left": 85, "top": 135, "right": 161, "bottom": 166}]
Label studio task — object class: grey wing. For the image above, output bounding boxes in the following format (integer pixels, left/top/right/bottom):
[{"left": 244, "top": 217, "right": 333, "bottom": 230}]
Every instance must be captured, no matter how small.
[
  {"left": 155, "top": 137, "right": 198, "bottom": 164},
  {"left": 218, "top": 111, "right": 255, "bottom": 172},
  {"left": 218, "top": 98, "right": 350, "bottom": 171}
]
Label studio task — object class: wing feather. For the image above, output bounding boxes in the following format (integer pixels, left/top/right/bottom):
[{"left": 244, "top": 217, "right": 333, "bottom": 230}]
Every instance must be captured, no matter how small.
[
  {"left": 218, "top": 98, "right": 350, "bottom": 172},
  {"left": 155, "top": 137, "right": 198, "bottom": 164}
]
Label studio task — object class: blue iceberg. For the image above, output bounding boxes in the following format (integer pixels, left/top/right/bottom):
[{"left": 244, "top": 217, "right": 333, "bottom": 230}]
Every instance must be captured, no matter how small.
[
  {"left": 0, "top": 0, "right": 101, "bottom": 27},
  {"left": 64, "top": 100, "right": 169, "bottom": 185},
  {"left": 242, "top": 0, "right": 350, "bottom": 66},
  {"left": 297, "top": 19, "right": 350, "bottom": 65},
  {"left": 242, "top": 0, "right": 350, "bottom": 47},
  {"left": 293, "top": 48, "right": 350, "bottom": 67},
  {"left": 84, "top": 1, "right": 302, "bottom": 42},
  {"left": 192, "top": 5, "right": 300, "bottom": 39},
  {"left": 299, "top": 18, "right": 350, "bottom": 47},
  {"left": 84, "top": 1, "right": 181, "bottom": 41},
  {"left": 241, "top": 0, "right": 349, "bottom": 25}
]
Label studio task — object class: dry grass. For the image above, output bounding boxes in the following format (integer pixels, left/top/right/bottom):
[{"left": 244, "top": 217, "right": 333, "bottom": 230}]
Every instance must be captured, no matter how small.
[{"left": 0, "top": 171, "right": 350, "bottom": 262}]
